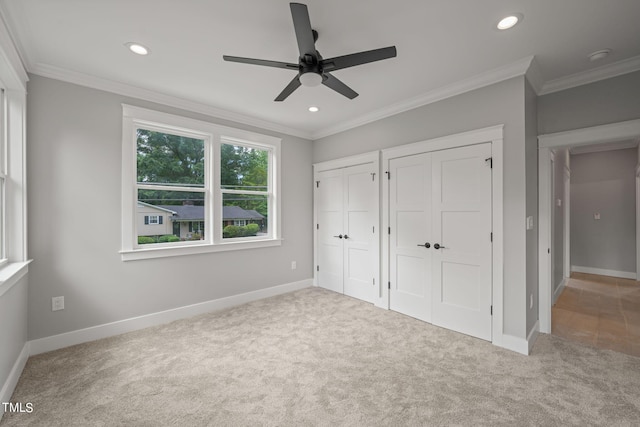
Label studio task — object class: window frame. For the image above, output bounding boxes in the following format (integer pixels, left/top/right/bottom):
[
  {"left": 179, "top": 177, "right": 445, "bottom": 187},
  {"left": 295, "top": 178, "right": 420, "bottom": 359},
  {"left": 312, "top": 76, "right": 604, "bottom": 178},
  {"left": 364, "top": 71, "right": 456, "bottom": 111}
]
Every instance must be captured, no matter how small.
[
  {"left": 0, "top": 88, "right": 6, "bottom": 267},
  {"left": 121, "top": 105, "right": 282, "bottom": 261}
]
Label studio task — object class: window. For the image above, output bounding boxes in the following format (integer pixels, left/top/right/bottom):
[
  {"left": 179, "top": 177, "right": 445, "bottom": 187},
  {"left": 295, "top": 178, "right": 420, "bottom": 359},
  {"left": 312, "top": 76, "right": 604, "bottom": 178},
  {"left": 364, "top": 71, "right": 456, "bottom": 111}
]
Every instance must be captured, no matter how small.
[{"left": 121, "top": 105, "right": 281, "bottom": 260}]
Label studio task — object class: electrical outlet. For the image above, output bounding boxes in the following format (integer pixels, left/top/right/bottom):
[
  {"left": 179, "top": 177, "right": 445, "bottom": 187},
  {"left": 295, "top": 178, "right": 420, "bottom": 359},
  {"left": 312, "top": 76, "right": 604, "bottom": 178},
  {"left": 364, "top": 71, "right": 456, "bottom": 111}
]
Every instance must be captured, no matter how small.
[
  {"left": 291, "top": 261, "right": 297, "bottom": 270},
  {"left": 52, "top": 296, "right": 64, "bottom": 311}
]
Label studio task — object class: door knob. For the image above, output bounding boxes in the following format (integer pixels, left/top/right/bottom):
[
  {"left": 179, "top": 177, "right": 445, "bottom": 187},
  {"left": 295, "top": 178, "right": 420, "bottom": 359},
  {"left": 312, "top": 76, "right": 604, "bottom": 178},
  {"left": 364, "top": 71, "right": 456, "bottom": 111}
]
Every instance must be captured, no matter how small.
[
  {"left": 416, "top": 242, "right": 431, "bottom": 248},
  {"left": 333, "top": 234, "right": 343, "bottom": 239},
  {"left": 433, "top": 243, "right": 445, "bottom": 249},
  {"left": 343, "top": 234, "right": 349, "bottom": 239}
]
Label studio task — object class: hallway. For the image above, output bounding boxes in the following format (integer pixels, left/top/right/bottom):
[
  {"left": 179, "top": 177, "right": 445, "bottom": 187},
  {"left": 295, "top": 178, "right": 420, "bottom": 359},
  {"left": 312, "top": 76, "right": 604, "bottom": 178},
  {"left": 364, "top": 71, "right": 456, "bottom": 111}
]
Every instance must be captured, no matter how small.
[{"left": 552, "top": 273, "right": 640, "bottom": 357}]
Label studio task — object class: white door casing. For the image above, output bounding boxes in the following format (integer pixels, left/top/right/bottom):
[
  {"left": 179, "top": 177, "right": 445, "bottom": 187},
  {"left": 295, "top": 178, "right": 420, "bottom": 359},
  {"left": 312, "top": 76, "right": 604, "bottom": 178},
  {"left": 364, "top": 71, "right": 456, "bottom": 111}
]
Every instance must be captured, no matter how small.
[
  {"left": 431, "top": 143, "right": 493, "bottom": 340},
  {"left": 389, "top": 153, "right": 433, "bottom": 322}
]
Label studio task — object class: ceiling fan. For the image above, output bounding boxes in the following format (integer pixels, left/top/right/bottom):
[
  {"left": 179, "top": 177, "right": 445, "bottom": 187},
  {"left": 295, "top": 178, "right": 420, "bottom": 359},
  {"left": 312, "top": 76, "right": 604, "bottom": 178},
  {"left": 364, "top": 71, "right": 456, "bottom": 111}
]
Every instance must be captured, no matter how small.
[{"left": 223, "top": 2, "right": 397, "bottom": 101}]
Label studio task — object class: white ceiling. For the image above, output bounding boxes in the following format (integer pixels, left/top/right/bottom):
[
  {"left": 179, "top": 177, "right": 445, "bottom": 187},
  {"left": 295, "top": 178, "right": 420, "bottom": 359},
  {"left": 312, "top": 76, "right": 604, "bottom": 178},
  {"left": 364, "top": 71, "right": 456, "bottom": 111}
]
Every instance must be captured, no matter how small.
[{"left": 2, "top": 0, "right": 640, "bottom": 139}]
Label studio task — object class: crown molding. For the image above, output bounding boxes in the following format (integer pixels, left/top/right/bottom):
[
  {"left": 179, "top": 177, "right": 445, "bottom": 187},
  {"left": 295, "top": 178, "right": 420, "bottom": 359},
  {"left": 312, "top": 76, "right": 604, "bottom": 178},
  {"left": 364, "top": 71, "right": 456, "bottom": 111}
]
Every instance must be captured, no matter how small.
[
  {"left": 525, "top": 56, "right": 545, "bottom": 94},
  {"left": 540, "top": 55, "right": 640, "bottom": 95},
  {"left": 311, "top": 56, "right": 535, "bottom": 140},
  {"left": 29, "top": 63, "right": 313, "bottom": 140}
]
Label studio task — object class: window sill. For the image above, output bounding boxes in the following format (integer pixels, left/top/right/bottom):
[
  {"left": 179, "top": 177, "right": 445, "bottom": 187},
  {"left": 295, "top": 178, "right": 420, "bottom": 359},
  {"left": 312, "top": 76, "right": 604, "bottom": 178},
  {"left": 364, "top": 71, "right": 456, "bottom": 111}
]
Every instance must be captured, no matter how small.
[
  {"left": 120, "top": 238, "right": 283, "bottom": 261},
  {"left": 0, "top": 260, "right": 32, "bottom": 298}
]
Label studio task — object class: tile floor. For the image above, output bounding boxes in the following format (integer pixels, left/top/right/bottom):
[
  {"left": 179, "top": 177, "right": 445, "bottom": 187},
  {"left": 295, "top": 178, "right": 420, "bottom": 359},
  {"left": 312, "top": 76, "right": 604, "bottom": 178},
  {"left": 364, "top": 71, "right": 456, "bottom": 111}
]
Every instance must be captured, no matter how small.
[{"left": 552, "top": 272, "right": 640, "bottom": 357}]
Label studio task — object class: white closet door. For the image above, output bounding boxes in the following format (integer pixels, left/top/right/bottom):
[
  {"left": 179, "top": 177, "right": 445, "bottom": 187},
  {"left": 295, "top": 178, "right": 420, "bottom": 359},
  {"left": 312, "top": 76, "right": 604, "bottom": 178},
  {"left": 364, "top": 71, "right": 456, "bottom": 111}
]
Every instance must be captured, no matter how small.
[
  {"left": 317, "top": 169, "right": 344, "bottom": 294},
  {"left": 431, "top": 143, "right": 492, "bottom": 340},
  {"left": 389, "top": 153, "right": 433, "bottom": 322},
  {"left": 343, "top": 164, "right": 376, "bottom": 303}
]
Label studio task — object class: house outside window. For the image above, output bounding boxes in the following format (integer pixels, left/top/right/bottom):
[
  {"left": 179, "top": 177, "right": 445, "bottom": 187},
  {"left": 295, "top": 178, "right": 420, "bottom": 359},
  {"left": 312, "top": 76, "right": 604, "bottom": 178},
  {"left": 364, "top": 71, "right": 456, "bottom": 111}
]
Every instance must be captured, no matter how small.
[{"left": 121, "top": 105, "right": 281, "bottom": 260}]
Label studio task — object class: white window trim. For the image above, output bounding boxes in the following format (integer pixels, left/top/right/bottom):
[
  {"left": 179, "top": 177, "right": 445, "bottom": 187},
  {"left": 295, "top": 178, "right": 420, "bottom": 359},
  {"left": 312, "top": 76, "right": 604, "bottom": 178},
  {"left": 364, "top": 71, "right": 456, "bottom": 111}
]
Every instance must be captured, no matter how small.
[
  {"left": 147, "top": 215, "right": 160, "bottom": 225},
  {"left": 0, "top": 22, "right": 29, "bottom": 288},
  {"left": 121, "top": 105, "right": 282, "bottom": 261}
]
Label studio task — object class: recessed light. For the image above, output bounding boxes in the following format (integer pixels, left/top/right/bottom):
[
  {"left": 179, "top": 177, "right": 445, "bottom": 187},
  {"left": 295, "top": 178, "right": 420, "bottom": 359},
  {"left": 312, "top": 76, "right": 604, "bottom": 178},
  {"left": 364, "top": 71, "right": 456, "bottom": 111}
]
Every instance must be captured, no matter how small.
[
  {"left": 588, "top": 49, "right": 611, "bottom": 62},
  {"left": 125, "top": 42, "right": 150, "bottom": 56},
  {"left": 497, "top": 13, "right": 523, "bottom": 30},
  {"left": 308, "top": 106, "right": 319, "bottom": 112}
]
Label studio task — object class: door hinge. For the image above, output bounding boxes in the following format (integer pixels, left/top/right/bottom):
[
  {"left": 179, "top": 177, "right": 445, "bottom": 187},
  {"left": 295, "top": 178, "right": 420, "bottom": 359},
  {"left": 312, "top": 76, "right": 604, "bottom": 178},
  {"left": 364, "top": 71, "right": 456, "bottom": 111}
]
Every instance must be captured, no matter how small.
[
  {"left": 371, "top": 172, "right": 376, "bottom": 181},
  {"left": 373, "top": 278, "right": 375, "bottom": 285},
  {"left": 388, "top": 281, "right": 391, "bottom": 289},
  {"left": 317, "top": 224, "right": 319, "bottom": 230},
  {"left": 316, "top": 181, "right": 320, "bottom": 188},
  {"left": 385, "top": 171, "right": 391, "bottom": 180},
  {"left": 548, "top": 248, "right": 550, "bottom": 254},
  {"left": 388, "top": 227, "right": 391, "bottom": 235},
  {"left": 316, "top": 265, "right": 319, "bottom": 272},
  {"left": 372, "top": 226, "right": 375, "bottom": 233},
  {"left": 490, "top": 232, "right": 493, "bottom": 242},
  {"left": 490, "top": 305, "right": 493, "bottom": 315},
  {"left": 485, "top": 157, "right": 493, "bottom": 169}
]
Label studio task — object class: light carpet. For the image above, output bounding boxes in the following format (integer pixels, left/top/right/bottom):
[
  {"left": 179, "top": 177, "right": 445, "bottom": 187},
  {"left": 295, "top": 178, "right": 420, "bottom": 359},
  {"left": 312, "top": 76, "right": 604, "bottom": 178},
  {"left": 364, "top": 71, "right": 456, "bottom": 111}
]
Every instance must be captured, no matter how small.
[{"left": 2, "top": 287, "right": 640, "bottom": 426}]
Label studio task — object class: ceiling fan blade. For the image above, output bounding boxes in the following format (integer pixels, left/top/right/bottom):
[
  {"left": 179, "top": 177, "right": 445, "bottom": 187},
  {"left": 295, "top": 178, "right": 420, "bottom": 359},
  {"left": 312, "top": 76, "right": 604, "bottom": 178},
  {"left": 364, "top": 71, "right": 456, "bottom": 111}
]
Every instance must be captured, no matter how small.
[
  {"left": 290, "top": 3, "right": 317, "bottom": 59},
  {"left": 322, "top": 73, "right": 358, "bottom": 99},
  {"left": 275, "top": 75, "right": 302, "bottom": 101},
  {"left": 322, "top": 46, "right": 397, "bottom": 72},
  {"left": 223, "top": 55, "right": 298, "bottom": 70}
]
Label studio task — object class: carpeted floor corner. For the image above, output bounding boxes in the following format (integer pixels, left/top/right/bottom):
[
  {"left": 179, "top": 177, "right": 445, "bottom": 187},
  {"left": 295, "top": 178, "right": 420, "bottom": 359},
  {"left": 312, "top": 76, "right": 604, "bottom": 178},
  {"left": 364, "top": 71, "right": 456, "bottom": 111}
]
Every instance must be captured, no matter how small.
[{"left": 2, "top": 287, "right": 639, "bottom": 426}]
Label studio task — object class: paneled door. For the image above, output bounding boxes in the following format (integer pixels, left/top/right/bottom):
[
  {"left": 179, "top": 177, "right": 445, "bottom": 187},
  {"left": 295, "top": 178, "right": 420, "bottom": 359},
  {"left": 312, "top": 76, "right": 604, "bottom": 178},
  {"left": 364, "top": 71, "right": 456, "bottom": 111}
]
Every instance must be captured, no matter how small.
[
  {"left": 342, "top": 164, "right": 377, "bottom": 302},
  {"left": 389, "top": 153, "right": 433, "bottom": 322},
  {"left": 388, "top": 143, "right": 492, "bottom": 340},
  {"left": 316, "top": 168, "right": 344, "bottom": 294},
  {"left": 316, "top": 163, "right": 377, "bottom": 303},
  {"left": 431, "top": 143, "right": 492, "bottom": 340}
]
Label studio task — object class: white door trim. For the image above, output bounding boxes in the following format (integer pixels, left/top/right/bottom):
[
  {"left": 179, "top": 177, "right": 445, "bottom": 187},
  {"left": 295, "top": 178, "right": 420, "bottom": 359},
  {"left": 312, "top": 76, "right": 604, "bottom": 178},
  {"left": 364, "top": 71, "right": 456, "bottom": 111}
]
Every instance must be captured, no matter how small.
[
  {"left": 381, "top": 125, "right": 504, "bottom": 346},
  {"left": 636, "top": 162, "right": 640, "bottom": 281},
  {"left": 538, "top": 118, "right": 640, "bottom": 333}
]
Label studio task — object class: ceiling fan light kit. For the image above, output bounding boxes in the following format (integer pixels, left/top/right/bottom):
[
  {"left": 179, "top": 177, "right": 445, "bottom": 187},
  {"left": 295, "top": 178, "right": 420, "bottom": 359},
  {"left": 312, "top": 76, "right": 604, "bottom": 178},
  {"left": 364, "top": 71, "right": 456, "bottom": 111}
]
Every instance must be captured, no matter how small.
[{"left": 223, "top": 2, "right": 397, "bottom": 101}]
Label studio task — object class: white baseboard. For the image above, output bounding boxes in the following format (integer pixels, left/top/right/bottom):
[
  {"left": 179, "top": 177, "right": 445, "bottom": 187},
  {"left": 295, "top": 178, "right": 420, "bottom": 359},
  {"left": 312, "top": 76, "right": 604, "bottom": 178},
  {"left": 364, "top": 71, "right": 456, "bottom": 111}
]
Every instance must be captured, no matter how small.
[
  {"left": 571, "top": 265, "right": 636, "bottom": 280},
  {"left": 553, "top": 278, "right": 567, "bottom": 304},
  {"left": 29, "top": 279, "right": 312, "bottom": 356},
  {"left": 0, "top": 342, "right": 30, "bottom": 419},
  {"left": 499, "top": 332, "right": 531, "bottom": 356}
]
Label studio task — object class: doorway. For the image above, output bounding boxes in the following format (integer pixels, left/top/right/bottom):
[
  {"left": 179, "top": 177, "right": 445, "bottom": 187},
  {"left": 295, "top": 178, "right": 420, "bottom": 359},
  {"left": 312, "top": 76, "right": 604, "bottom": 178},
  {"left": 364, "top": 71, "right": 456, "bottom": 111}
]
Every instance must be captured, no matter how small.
[{"left": 538, "top": 119, "right": 640, "bottom": 337}]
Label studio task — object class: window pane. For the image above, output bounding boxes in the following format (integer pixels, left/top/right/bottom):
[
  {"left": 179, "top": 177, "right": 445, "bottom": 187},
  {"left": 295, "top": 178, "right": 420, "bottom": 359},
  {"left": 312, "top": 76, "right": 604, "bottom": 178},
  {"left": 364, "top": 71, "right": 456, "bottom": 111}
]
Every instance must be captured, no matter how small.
[
  {"left": 220, "top": 143, "right": 268, "bottom": 191},
  {"left": 137, "top": 189, "right": 206, "bottom": 244},
  {"left": 137, "top": 129, "right": 205, "bottom": 187},
  {"left": 222, "top": 193, "right": 268, "bottom": 238}
]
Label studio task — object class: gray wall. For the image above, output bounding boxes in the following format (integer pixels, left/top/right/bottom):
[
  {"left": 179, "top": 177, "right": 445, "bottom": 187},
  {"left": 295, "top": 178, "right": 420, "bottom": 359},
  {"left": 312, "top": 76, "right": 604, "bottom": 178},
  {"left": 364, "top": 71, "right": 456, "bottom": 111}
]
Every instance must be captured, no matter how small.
[
  {"left": 0, "top": 274, "right": 28, "bottom": 399},
  {"left": 570, "top": 148, "right": 637, "bottom": 274},
  {"left": 26, "top": 75, "right": 314, "bottom": 340},
  {"left": 314, "top": 76, "right": 530, "bottom": 339},
  {"left": 538, "top": 70, "right": 640, "bottom": 135},
  {"left": 525, "top": 81, "right": 538, "bottom": 334}
]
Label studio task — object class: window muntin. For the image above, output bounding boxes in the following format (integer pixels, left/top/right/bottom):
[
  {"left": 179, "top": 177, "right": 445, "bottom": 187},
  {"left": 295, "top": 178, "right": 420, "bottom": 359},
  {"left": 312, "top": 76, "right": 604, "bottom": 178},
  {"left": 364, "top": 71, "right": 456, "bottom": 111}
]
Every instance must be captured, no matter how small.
[{"left": 122, "top": 105, "right": 281, "bottom": 260}]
